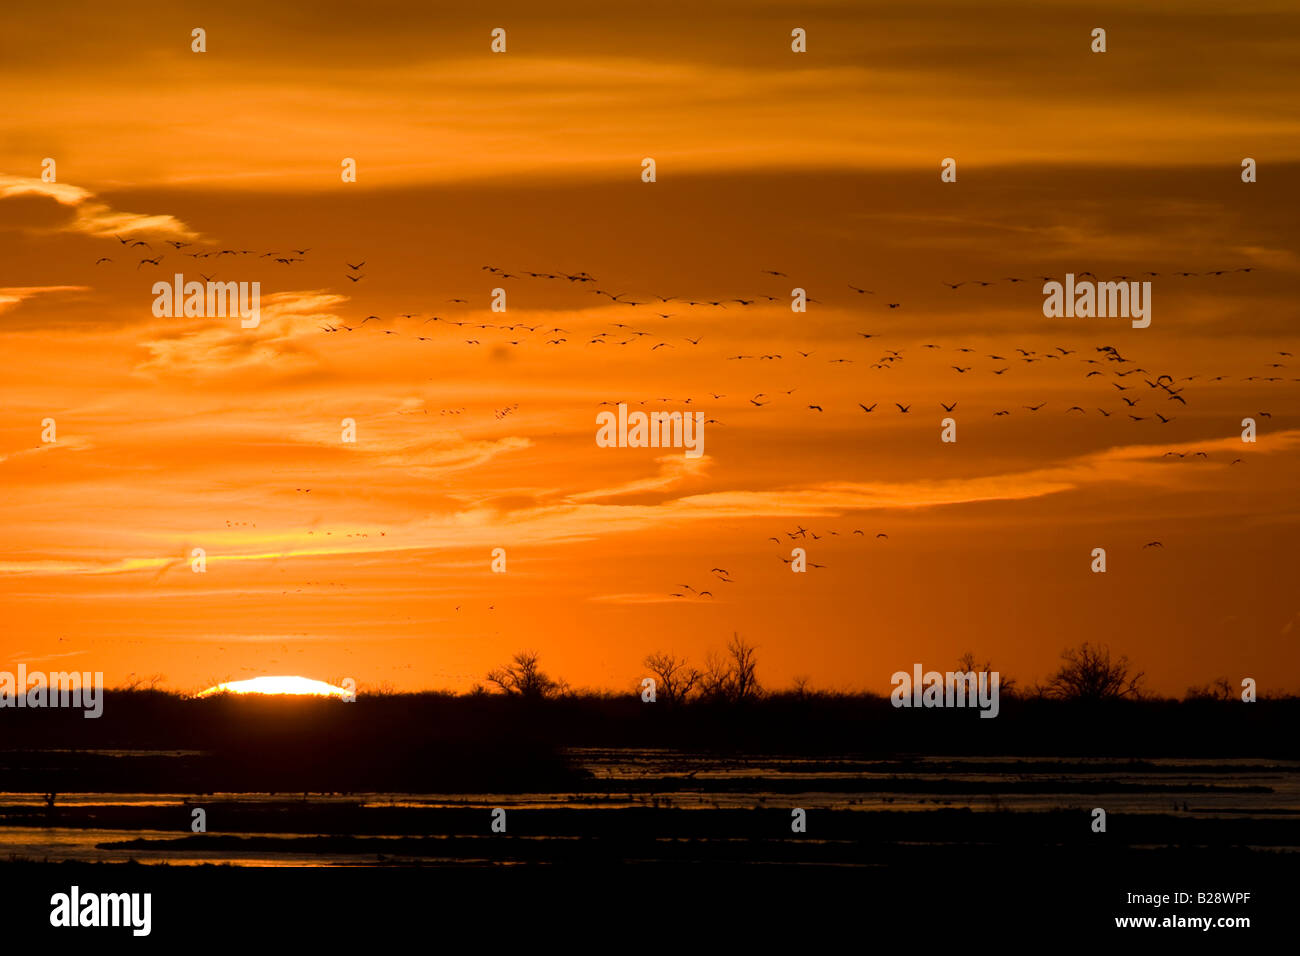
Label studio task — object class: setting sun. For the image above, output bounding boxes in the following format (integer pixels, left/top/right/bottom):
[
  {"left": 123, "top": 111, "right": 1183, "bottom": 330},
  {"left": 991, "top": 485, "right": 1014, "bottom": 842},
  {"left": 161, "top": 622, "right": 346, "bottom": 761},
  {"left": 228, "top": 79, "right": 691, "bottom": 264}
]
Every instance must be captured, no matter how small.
[{"left": 194, "top": 676, "right": 350, "bottom": 699}]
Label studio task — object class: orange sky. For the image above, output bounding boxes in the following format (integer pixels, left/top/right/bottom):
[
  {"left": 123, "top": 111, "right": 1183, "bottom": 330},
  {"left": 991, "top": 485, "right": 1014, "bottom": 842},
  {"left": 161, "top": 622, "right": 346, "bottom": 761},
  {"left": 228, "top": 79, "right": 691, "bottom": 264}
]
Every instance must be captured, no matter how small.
[{"left": 2, "top": 0, "right": 1298, "bottom": 696}]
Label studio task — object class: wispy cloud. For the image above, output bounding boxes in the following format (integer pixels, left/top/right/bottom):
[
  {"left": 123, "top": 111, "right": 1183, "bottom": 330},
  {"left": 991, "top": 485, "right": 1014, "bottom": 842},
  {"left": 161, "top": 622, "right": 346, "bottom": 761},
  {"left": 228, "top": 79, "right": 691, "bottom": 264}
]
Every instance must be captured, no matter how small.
[
  {"left": 0, "top": 174, "right": 197, "bottom": 239},
  {"left": 0, "top": 285, "right": 90, "bottom": 314}
]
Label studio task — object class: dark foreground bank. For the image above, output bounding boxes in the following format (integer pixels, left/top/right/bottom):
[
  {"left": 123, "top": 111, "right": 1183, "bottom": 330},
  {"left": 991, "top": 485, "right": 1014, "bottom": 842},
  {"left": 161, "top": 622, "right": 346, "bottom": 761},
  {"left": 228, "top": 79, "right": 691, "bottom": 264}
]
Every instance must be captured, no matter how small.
[{"left": 2, "top": 845, "right": 1283, "bottom": 943}]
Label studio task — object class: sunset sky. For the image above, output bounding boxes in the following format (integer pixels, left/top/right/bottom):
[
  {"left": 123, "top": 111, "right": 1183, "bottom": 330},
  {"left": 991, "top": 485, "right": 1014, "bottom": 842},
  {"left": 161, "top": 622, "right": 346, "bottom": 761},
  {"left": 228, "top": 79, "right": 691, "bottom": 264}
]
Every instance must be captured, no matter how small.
[{"left": 2, "top": 0, "right": 1298, "bottom": 696}]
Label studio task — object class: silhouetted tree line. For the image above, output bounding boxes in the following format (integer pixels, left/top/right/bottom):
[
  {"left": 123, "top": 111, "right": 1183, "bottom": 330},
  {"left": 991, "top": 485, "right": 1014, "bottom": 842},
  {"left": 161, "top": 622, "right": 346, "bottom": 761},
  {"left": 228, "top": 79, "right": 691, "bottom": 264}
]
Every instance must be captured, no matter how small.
[
  {"left": 3, "top": 637, "right": 1294, "bottom": 785},
  {"left": 475, "top": 639, "right": 1242, "bottom": 706}
]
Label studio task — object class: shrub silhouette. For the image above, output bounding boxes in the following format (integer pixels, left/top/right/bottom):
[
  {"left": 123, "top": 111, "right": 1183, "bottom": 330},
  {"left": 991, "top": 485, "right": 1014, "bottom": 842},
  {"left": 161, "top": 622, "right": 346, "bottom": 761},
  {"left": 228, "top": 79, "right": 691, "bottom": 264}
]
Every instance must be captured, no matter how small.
[
  {"left": 1041, "top": 643, "right": 1143, "bottom": 701},
  {"left": 486, "top": 650, "right": 567, "bottom": 700}
]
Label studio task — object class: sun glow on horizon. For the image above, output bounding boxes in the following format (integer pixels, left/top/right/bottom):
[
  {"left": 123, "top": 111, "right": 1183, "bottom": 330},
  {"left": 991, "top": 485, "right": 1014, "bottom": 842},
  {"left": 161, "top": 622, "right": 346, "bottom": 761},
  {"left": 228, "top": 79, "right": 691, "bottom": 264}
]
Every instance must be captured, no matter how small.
[{"left": 194, "top": 676, "right": 350, "bottom": 699}]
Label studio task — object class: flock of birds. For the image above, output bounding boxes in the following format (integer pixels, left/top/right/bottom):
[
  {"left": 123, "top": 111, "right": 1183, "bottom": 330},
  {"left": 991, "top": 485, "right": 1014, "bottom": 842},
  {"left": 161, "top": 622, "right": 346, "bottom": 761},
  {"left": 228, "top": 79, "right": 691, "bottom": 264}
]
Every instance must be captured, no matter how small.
[
  {"left": 95, "top": 236, "right": 316, "bottom": 270},
  {"left": 83, "top": 234, "right": 1293, "bottom": 446},
  {"left": 84, "top": 235, "right": 1293, "bottom": 449},
  {"left": 669, "top": 568, "right": 735, "bottom": 599},
  {"left": 665, "top": 529, "right": 898, "bottom": 594},
  {"left": 85, "top": 239, "right": 1292, "bottom": 485},
  {"left": 80, "top": 235, "right": 1294, "bottom": 610},
  {"left": 95, "top": 238, "right": 1272, "bottom": 365},
  {"left": 248, "top": 261, "right": 1290, "bottom": 442}
]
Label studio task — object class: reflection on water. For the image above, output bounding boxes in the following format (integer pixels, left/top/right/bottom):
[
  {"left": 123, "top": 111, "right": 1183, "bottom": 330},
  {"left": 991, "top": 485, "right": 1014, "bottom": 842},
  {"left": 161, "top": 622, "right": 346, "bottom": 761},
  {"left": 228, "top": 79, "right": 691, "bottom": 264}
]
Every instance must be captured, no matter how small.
[
  {"left": 3, "top": 751, "right": 1296, "bottom": 867},
  {"left": 0, "top": 828, "right": 347, "bottom": 866}
]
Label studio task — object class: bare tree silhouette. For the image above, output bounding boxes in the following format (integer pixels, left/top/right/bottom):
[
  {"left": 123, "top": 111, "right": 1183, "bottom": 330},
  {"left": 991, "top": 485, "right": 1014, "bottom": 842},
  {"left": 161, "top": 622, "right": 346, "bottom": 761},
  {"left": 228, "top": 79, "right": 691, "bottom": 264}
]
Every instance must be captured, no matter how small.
[
  {"left": 700, "top": 650, "right": 732, "bottom": 702},
  {"left": 1185, "top": 677, "right": 1234, "bottom": 701},
  {"left": 643, "top": 651, "right": 700, "bottom": 704},
  {"left": 954, "top": 651, "right": 1017, "bottom": 697},
  {"left": 699, "top": 634, "right": 762, "bottom": 703},
  {"left": 1041, "top": 643, "right": 1144, "bottom": 701},
  {"left": 117, "top": 672, "right": 166, "bottom": 691},
  {"left": 728, "top": 634, "right": 761, "bottom": 702},
  {"left": 486, "top": 650, "right": 566, "bottom": 700}
]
